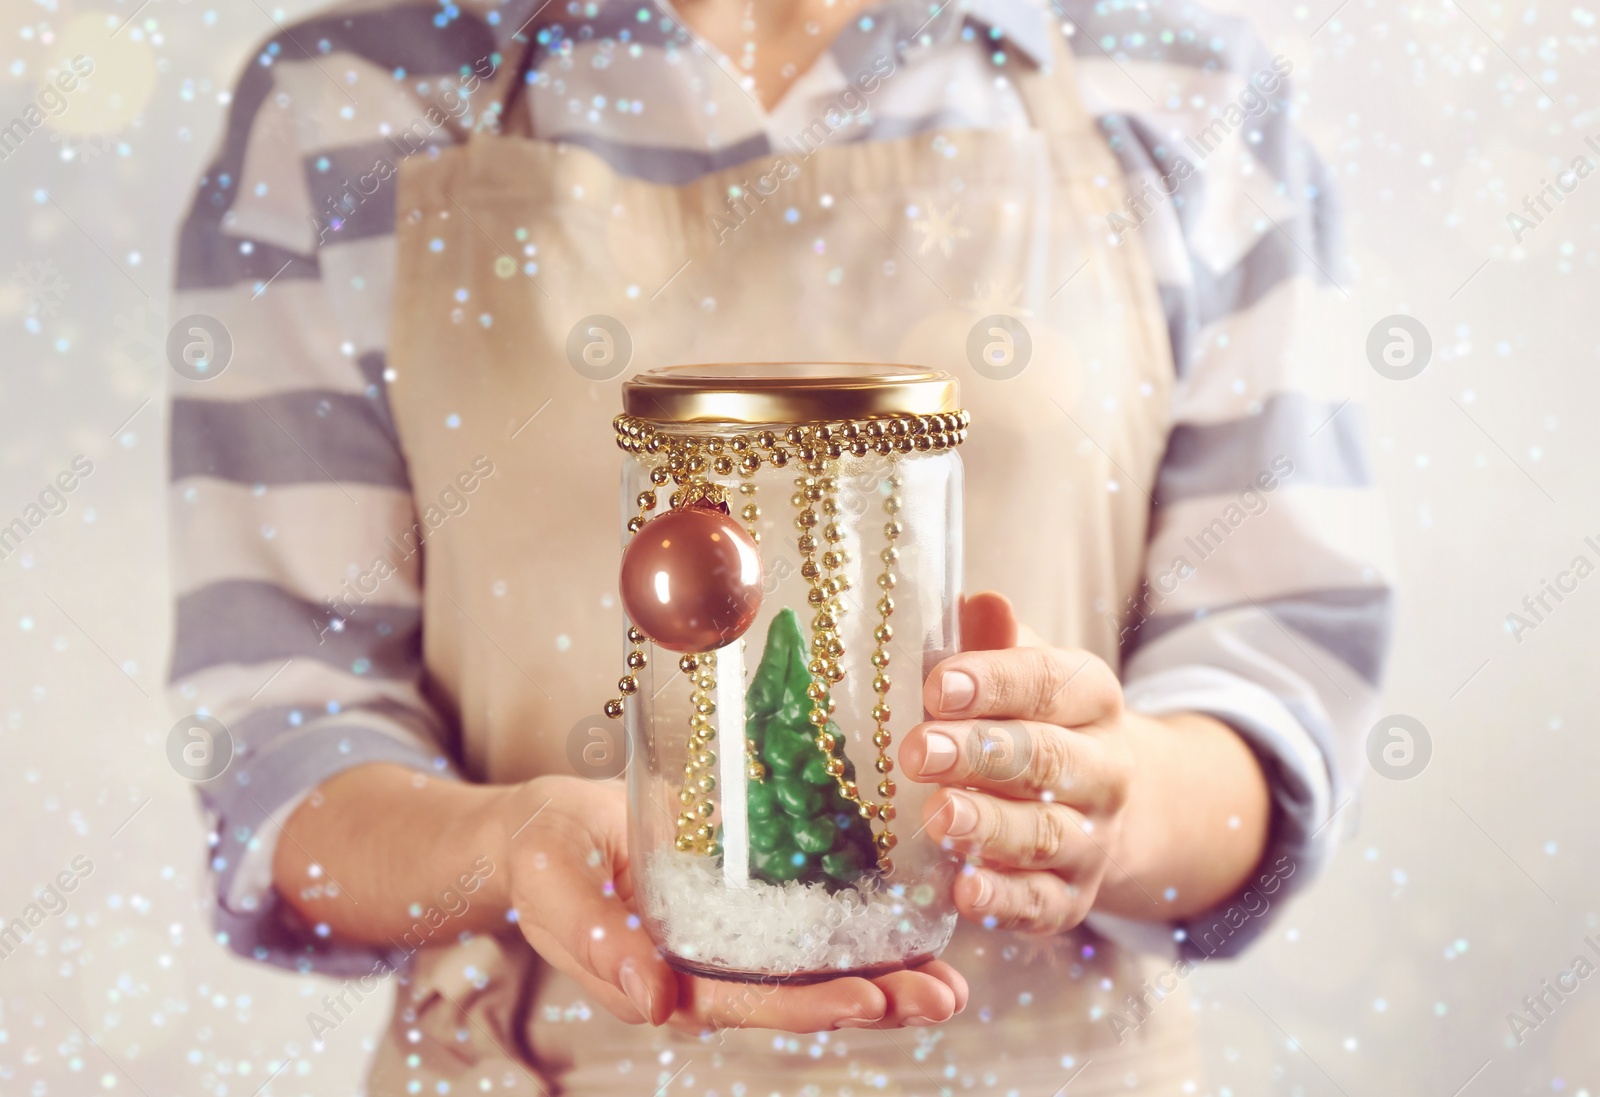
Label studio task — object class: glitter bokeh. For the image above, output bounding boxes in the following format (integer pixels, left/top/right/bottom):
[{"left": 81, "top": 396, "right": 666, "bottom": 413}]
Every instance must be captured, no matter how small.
[{"left": 2, "top": 1, "right": 1598, "bottom": 1094}]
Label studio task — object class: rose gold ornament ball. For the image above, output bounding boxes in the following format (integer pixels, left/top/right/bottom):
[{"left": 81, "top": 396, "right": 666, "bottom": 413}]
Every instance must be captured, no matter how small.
[{"left": 619, "top": 506, "right": 764, "bottom": 654}]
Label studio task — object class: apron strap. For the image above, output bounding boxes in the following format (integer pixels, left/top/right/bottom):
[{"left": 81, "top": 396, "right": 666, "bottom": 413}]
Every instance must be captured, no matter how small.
[
  {"left": 1010, "top": 21, "right": 1099, "bottom": 141},
  {"left": 456, "top": 0, "right": 540, "bottom": 139}
]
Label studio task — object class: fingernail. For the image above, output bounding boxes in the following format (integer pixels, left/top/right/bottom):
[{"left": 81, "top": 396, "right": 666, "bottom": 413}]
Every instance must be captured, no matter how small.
[
  {"left": 619, "top": 960, "right": 654, "bottom": 1024},
  {"left": 945, "top": 793, "right": 978, "bottom": 837},
  {"left": 835, "top": 996, "right": 888, "bottom": 1029},
  {"left": 970, "top": 869, "right": 994, "bottom": 909},
  {"left": 920, "top": 730, "right": 959, "bottom": 776},
  {"left": 939, "top": 670, "right": 977, "bottom": 715},
  {"left": 903, "top": 1015, "right": 938, "bottom": 1027}
]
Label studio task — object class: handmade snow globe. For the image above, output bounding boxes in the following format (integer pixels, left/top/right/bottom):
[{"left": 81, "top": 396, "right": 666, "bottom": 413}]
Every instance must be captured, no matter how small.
[{"left": 603, "top": 364, "right": 966, "bottom": 983}]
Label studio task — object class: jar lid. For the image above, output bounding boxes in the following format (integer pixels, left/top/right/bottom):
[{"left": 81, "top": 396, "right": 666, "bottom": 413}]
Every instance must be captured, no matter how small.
[{"left": 622, "top": 363, "right": 960, "bottom": 425}]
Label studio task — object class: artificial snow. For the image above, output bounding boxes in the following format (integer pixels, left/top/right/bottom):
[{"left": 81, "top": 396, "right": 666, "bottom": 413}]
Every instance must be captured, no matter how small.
[{"left": 641, "top": 848, "right": 956, "bottom": 977}]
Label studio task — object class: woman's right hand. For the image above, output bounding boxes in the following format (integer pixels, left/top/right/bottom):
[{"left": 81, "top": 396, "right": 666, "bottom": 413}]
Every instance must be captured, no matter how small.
[{"left": 497, "top": 774, "right": 968, "bottom": 1033}]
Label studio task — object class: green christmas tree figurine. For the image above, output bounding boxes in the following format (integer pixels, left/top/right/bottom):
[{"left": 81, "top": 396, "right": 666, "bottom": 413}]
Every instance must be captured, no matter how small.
[{"left": 737, "top": 607, "right": 879, "bottom": 887}]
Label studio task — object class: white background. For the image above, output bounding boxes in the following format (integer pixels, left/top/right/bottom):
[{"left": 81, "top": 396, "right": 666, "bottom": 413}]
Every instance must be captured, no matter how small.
[{"left": 1, "top": 1, "right": 1597, "bottom": 1094}]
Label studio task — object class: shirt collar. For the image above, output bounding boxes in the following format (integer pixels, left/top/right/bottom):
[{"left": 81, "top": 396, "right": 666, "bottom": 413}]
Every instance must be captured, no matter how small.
[
  {"left": 956, "top": 0, "right": 1057, "bottom": 69},
  {"left": 814, "top": 0, "right": 1056, "bottom": 92},
  {"left": 484, "top": 0, "right": 1057, "bottom": 68}
]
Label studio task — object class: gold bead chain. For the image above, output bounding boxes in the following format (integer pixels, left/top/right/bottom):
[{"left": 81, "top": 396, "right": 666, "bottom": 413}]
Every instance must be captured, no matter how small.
[
  {"left": 737, "top": 480, "right": 760, "bottom": 542},
  {"left": 788, "top": 459, "right": 908, "bottom": 874},
  {"left": 737, "top": 473, "right": 765, "bottom": 785},
  {"left": 793, "top": 464, "right": 850, "bottom": 808},
  {"left": 607, "top": 408, "right": 967, "bottom": 723},
  {"left": 674, "top": 651, "right": 720, "bottom": 853},
  {"left": 867, "top": 470, "right": 903, "bottom": 849},
  {"left": 614, "top": 411, "right": 970, "bottom": 472},
  {"left": 605, "top": 411, "right": 969, "bottom": 877},
  {"left": 604, "top": 473, "right": 665, "bottom": 720}
]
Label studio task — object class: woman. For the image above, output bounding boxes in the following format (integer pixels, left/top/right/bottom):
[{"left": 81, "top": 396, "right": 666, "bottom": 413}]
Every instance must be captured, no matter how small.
[{"left": 168, "top": 0, "right": 1391, "bottom": 1090}]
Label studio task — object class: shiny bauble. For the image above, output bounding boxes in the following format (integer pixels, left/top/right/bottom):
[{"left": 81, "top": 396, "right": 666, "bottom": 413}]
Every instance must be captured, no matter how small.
[{"left": 619, "top": 505, "right": 763, "bottom": 653}]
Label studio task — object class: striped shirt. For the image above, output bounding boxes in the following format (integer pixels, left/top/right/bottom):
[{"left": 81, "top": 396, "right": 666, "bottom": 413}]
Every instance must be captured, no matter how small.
[{"left": 168, "top": 0, "right": 1394, "bottom": 973}]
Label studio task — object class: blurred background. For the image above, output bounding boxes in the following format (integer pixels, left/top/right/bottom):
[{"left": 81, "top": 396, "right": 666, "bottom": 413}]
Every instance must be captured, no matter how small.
[{"left": 1, "top": 0, "right": 1597, "bottom": 1094}]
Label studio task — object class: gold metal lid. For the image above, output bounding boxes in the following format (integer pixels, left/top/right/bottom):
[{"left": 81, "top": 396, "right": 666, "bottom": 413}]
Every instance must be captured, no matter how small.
[{"left": 622, "top": 363, "right": 960, "bottom": 425}]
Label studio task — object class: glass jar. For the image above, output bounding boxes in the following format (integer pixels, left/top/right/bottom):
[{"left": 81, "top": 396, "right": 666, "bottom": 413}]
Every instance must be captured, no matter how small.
[{"left": 606, "top": 364, "right": 968, "bottom": 984}]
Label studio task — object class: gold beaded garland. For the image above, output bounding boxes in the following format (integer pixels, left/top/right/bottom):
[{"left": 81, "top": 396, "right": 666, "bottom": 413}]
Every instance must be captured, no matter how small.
[
  {"left": 785, "top": 458, "right": 911, "bottom": 874},
  {"left": 613, "top": 410, "right": 969, "bottom": 473},
  {"left": 866, "top": 473, "right": 903, "bottom": 838},
  {"left": 603, "top": 483, "right": 657, "bottom": 722},
  {"left": 604, "top": 408, "right": 970, "bottom": 880},
  {"left": 675, "top": 649, "right": 720, "bottom": 853}
]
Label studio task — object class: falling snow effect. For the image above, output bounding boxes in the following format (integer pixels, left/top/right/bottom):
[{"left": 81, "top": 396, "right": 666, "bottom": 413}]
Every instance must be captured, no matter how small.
[{"left": 2, "top": 0, "right": 1598, "bottom": 1095}]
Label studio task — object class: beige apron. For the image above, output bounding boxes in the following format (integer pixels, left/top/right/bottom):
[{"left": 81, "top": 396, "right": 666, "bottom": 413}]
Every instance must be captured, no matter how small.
[{"left": 375, "top": 29, "right": 1196, "bottom": 1095}]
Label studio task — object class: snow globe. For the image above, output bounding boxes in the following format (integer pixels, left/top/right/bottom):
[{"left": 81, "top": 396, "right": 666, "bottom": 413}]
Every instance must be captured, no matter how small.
[{"left": 604, "top": 364, "right": 966, "bottom": 983}]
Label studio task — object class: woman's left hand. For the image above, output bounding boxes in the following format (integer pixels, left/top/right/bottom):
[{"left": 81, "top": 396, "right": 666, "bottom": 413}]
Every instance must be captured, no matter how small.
[{"left": 898, "top": 592, "right": 1136, "bottom": 934}]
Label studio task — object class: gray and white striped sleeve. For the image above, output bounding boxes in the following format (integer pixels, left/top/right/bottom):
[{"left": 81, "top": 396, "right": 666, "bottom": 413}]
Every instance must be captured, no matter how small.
[
  {"left": 1067, "top": 3, "right": 1396, "bottom": 957},
  {"left": 166, "top": 8, "right": 495, "bottom": 973}
]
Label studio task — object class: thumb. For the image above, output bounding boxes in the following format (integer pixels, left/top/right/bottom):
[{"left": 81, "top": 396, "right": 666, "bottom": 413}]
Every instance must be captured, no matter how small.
[{"left": 959, "top": 590, "right": 1019, "bottom": 651}]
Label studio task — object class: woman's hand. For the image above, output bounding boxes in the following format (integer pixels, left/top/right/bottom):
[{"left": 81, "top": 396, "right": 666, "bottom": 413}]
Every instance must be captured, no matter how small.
[
  {"left": 498, "top": 775, "right": 968, "bottom": 1033},
  {"left": 897, "top": 592, "right": 1272, "bottom": 934}
]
